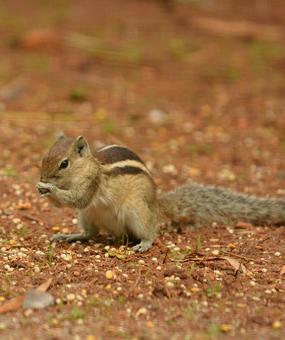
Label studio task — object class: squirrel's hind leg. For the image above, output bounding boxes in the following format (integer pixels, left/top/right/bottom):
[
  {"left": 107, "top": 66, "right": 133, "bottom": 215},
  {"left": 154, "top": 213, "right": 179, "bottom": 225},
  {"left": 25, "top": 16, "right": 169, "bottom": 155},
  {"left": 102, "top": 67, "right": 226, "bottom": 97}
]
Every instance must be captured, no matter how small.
[{"left": 123, "top": 200, "right": 158, "bottom": 252}]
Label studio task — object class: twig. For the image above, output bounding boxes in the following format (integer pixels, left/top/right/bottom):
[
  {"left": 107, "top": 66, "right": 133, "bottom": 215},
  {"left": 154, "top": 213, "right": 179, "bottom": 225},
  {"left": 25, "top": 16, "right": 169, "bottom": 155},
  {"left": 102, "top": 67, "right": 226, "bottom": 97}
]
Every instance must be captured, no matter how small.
[
  {"left": 172, "top": 256, "right": 223, "bottom": 263},
  {"left": 134, "top": 268, "right": 142, "bottom": 287},
  {"left": 162, "top": 249, "right": 169, "bottom": 264},
  {"left": 221, "top": 250, "right": 267, "bottom": 264}
]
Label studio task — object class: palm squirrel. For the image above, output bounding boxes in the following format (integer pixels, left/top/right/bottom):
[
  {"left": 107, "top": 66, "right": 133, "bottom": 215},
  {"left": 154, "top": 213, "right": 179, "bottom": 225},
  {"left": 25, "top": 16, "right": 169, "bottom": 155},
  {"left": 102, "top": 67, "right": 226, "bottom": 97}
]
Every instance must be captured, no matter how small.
[{"left": 36, "top": 135, "right": 285, "bottom": 252}]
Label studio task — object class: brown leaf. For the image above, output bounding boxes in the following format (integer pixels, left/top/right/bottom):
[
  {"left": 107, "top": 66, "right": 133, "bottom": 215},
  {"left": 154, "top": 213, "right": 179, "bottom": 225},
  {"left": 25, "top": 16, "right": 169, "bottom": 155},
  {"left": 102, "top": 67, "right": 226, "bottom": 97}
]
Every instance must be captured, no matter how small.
[
  {"left": 164, "top": 268, "right": 188, "bottom": 279},
  {"left": 280, "top": 266, "right": 285, "bottom": 276},
  {"left": 223, "top": 256, "right": 247, "bottom": 274},
  {"left": 236, "top": 221, "right": 253, "bottom": 229},
  {"left": 192, "top": 17, "right": 283, "bottom": 41},
  {"left": 21, "top": 29, "right": 60, "bottom": 50},
  {"left": 16, "top": 202, "right": 32, "bottom": 210},
  {"left": 152, "top": 284, "right": 170, "bottom": 298},
  {"left": 0, "top": 295, "right": 25, "bottom": 314},
  {"left": 36, "top": 278, "right": 53, "bottom": 292}
]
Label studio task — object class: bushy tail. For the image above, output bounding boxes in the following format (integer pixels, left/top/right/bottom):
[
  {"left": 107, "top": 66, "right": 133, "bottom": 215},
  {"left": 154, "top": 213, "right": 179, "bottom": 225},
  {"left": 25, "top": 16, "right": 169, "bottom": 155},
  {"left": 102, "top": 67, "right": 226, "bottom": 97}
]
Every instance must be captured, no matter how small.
[{"left": 158, "top": 182, "right": 285, "bottom": 227}]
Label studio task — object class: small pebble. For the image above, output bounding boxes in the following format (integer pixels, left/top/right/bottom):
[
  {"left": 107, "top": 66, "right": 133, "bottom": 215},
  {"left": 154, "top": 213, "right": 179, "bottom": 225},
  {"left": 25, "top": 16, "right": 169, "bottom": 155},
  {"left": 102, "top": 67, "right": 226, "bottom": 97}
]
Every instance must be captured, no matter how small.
[
  {"left": 24, "top": 309, "right": 33, "bottom": 317},
  {"left": 273, "top": 320, "right": 282, "bottom": 329},
  {"left": 0, "top": 323, "right": 6, "bottom": 330},
  {"left": 67, "top": 293, "right": 76, "bottom": 301},
  {"left": 105, "top": 270, "right": 114, "bottom": 280},
  {"left": 34, "top": 266, "right": 40, "bottom": 273}
]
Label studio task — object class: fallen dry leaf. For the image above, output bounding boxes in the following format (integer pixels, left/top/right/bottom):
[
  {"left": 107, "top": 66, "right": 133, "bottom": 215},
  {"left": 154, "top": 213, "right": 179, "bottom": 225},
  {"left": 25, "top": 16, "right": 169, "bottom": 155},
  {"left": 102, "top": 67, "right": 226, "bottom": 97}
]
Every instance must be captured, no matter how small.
[
  {"left": 192, "top": 17, "right": 283, "bottom": 41},
  {"left": 16, "top": 202, "right": 32, "bottom": 210},
  {"left": 0, "top": 278, "right": 53, "bottom": 313},
  {"left": 0, "top": 295, "right": 25, "bottom": 314},
  {"left": 36, "top": 278, "right": 53, "bottom": 292},
  {"left": 223, "top": 256, "right": 248, "bottom": 274},
  {"left": 236, "top": 222, "right": 253, "bottom": 229},
  {"left": 21, "top": 29, "right": 61, "bottom": 50},
  {"left": 280, "top": 266, "right": 285, "bottom": 276},
  {"left": 107, "top": 250, "right": 126, "bottom": 260}
]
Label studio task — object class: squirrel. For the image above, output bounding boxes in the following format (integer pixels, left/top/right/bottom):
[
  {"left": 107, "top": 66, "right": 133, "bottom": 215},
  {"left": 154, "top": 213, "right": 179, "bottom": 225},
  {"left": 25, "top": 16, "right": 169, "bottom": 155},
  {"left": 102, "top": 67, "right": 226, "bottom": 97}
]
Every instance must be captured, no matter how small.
[{"left": 36, "top": 135, "right": 285, "bottom": 252}]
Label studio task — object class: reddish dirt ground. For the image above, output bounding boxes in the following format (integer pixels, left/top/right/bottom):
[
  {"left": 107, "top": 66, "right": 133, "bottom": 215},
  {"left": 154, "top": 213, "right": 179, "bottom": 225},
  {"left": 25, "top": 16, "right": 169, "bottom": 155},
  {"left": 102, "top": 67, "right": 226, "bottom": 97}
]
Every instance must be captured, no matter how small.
[{"left": 1, "top": 1, "right": 285, "bottom": 339}]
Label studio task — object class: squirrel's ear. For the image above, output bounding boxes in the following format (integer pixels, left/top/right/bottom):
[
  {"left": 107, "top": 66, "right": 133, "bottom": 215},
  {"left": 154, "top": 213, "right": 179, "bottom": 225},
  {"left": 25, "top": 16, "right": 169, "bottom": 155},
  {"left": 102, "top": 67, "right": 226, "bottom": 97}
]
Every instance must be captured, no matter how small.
[
  {"left": 56, "top": 131, "right": 66, "bottom": 140},
  {"left": 73, "top": 136, "right": 90, "bottom": 156}
]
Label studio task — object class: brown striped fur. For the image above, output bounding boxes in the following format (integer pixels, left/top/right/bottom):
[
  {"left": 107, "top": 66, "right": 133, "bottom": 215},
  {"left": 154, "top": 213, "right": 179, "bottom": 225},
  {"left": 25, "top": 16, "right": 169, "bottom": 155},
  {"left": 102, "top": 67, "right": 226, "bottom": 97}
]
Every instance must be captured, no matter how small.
[
  {"left": 96, "top": 145, "right": 145, "bottom": 165},
  {"left": 37, "top": 135, "right": 285, "bottom": 252},
  {"left": 37, "top": 136, "right": 157, "bottom": 251}
]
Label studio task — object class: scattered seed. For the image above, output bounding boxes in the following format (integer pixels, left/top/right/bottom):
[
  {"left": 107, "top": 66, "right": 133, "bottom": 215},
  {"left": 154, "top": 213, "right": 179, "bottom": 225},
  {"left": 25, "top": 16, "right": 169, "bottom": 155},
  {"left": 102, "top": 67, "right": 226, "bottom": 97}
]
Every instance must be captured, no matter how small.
[
  {"left": 105, "top": 270, "right": 114, "bottom": 280},
  {"left": 272, "top": 320, "right": 282, "bottom": 329},
  {"left": 136, "top": 307, "right": 148, "bottom": 317},
  {"left": 220, "top": 324, "right": 232, "bottom": 333},
  {"left": 191, "top": 287, "right": 201, "bottom": 293},
  {"left": 67, "top": 294, "right": 76, "bottom": 301},
  {"left": 0, "top": 323, "right": 6, "bottom": 330},
  {"left": 24, "top": 309, "right": 33, "bottom": 317},
  {"left": 34, "top": 266, "right": 40, "bottom": 273}
]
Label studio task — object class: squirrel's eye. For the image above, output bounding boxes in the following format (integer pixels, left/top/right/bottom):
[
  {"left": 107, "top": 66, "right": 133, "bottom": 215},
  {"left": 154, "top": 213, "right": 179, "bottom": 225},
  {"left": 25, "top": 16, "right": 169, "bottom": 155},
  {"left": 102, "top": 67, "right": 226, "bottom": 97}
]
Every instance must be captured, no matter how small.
[{"left": 59, "top": 159, "right": 69, "bottom": 170}]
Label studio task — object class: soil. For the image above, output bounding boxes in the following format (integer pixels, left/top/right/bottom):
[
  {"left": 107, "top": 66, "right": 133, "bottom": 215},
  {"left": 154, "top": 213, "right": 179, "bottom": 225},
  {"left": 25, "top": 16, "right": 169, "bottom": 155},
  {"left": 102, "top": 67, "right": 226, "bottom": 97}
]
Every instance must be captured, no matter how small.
[{"left": 1, "top": 0, "right": 285, "bottom": 339}]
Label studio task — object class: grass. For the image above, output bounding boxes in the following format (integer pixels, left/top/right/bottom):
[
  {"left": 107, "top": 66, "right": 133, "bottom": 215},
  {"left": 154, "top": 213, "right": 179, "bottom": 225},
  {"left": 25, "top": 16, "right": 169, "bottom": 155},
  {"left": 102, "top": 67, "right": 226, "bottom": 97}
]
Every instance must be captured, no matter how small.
[
  {"left": 69, "top": 87, "right": 89, "bottom": 102},
  {"left": 206, "top": 284, "right": 222, "bottom": 299},
  {"left": 46, "top": 243, "right": 55, "bottom": 266},
  {"left": 248, "top": 40, "right": 285, "bottom": 74},
  {"left": 102, "top": 119, "right": 119, "bottom": 134},
  {"left": 0, "top": 3, "right": 26, "bottom": 32},
  {"left": 2, "top": 166, "right": 18, "bottom": 177},
  {"left": 20, "top": 54, "right": 52, "bottom": 74},
  {"left": 71, "top": 307, "right": 86, "bottom": 320},
  {"left": 67, "top": 33, "right": 144, "bottom": 64},
  {"left": 195, "top": 235, "right": 202, "bottom": 252},
  {"left": 201, "top": 62, "right": 240, "bottom": 84},
  {"left": 207, "top": 323, "right": 221, "bottom": 337},
  {"left": 185, "top": 300, "right": 201, "bottom": 320},
  {"left": 167, "top": 36, "right": 200, "bottom": 60},
  {"left": 188, "top": 143, "right": 214, "bottom": 156},
  {"left": 16, "top": 225, "right": 29, "bottom": 239}
]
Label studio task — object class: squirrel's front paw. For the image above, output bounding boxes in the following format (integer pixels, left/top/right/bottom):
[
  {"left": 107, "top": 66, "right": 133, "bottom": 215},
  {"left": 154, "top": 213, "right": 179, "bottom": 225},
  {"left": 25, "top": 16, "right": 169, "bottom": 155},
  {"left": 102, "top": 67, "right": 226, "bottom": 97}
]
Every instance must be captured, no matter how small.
[{"left": 36, "top": 182, "right": 56, "bottom": 196}]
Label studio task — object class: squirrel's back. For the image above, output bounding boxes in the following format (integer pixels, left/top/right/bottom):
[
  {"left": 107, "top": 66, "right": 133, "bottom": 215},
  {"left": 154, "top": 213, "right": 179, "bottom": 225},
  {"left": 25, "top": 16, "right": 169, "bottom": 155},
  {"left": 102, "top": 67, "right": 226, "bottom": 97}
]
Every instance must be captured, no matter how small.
[{"left": 159, "top": 181, "right": 285, "bottom": 227}]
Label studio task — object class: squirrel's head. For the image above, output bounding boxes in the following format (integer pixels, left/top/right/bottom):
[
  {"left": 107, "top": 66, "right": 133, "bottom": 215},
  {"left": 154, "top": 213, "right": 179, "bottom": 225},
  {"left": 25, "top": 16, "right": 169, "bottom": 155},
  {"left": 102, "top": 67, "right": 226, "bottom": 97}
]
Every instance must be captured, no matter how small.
[{"left": 38, "top": 135, "right": 100, "bottom": 192}]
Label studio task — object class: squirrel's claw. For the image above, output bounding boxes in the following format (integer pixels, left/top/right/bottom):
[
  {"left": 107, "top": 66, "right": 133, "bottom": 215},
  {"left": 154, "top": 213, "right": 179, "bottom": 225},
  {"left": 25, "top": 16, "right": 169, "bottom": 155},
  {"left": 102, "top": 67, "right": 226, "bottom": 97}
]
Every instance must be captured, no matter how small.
[
  {"left": 132, "top": 239, "right": 153, "bottom": 252},
  {"left": 36, "top": 182, "right": 55, "bottom": 196}
]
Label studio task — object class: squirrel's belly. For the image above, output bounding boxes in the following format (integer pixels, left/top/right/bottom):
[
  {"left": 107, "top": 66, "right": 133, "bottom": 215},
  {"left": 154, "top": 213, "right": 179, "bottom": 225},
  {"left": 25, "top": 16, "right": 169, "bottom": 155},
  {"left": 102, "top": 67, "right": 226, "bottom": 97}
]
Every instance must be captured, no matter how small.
[{"left": 89, "top": 199, "right": 127, "bottom": 237}]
